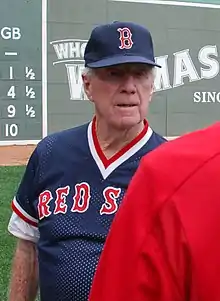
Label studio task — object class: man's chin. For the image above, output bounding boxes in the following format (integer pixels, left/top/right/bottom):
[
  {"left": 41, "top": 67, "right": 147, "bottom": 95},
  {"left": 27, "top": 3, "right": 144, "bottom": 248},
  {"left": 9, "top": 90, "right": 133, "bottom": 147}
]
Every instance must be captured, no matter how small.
[{"left": 113, "top": 116, "right": 143, "bottom": 130}]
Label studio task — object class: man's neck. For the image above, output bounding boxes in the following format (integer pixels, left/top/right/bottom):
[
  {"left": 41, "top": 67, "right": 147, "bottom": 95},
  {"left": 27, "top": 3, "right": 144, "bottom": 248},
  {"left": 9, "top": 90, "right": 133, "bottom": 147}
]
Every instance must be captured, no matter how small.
[{"left": 95, "top": 118, "right": 145, "bottom": 159}]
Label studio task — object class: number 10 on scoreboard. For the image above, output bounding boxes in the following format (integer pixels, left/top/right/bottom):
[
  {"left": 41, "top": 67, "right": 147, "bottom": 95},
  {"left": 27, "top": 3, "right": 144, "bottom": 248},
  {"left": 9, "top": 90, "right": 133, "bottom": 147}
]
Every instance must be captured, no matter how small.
[{"left": 5, "top": 124, "right": 18, "bottom": 137}]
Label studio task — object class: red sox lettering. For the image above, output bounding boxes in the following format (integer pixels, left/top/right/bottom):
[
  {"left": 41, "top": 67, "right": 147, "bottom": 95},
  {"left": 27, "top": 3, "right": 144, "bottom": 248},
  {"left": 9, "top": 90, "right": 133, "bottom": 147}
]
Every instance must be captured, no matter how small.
[{"left": 37, "top": 182, "right": 122, "bottom": 220}]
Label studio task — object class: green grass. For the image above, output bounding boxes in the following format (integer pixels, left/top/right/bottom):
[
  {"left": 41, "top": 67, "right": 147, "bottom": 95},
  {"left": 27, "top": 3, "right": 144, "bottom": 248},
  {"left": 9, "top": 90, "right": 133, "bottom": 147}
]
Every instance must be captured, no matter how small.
[{"left": 0, "top": 166, "right": 25, "bottom": 301}]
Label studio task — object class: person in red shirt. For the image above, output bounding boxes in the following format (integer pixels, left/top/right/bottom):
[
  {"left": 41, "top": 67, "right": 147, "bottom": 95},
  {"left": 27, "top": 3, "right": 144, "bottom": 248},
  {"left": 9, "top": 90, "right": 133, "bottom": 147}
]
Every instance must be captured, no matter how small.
[{"left": 89, "top": 122, "right": 220, "bottom": 301}]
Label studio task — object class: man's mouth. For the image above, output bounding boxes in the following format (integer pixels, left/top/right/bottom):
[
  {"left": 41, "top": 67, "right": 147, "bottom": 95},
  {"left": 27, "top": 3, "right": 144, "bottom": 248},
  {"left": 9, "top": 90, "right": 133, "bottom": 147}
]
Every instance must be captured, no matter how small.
[{"left": 116, "top": 104, "right": 136, "bottom": 107}]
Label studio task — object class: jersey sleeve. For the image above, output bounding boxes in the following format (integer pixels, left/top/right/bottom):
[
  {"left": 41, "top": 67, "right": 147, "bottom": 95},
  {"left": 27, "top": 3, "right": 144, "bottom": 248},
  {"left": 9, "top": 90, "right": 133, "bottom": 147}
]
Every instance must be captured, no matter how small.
[
  {"left": 8, "top": 148, "right": 40, "bottom": 241},
  {"left": 89, "top": 156, "right": 191, "bottom": 301},
  {"left": 8, "top": 212, "right": 40, "bottom": 243}
]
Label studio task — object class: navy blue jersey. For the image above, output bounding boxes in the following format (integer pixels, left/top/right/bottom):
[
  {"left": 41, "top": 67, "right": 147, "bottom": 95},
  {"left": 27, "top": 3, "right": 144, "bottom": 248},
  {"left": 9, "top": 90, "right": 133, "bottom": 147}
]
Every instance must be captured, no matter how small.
[{"left": 10, "top": 118, "right": 166, "bottom": 301}]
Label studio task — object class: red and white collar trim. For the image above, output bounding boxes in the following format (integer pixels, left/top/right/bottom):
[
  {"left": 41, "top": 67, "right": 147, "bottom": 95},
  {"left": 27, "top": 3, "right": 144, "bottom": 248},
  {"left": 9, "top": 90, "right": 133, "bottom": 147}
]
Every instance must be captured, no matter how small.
[{"left": 87, "top": 117, "right": 153, "bottom": 179}]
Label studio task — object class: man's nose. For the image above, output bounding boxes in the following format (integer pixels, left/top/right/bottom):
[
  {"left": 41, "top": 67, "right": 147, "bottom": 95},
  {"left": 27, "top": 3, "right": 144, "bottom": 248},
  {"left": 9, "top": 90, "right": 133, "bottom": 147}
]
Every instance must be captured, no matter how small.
[{"left": 120, "top": 75, "right": 137, "bottom": 94}]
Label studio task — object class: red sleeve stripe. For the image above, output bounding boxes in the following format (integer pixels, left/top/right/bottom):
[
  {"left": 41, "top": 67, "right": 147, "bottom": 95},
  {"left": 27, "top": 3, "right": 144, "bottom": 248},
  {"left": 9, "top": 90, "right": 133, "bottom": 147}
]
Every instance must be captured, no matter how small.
[{"left": 11, "top": 198, "right": 38, "bottom": 228}]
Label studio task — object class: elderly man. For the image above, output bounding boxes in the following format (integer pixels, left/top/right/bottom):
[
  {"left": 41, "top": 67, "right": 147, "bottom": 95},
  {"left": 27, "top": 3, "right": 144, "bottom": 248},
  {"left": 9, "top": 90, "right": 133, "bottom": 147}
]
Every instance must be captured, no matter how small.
[
  {"left": 89, "top": 122, "right": 220, "bottom": 301},
  {"left": 7, "top": 21, "right": 165, "bottom": 301}
]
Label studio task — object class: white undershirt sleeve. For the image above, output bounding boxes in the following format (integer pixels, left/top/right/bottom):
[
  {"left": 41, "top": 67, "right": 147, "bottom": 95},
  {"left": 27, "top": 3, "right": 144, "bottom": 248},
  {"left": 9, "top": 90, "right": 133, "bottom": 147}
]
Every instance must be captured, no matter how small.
[{"left": 8, "top": 212, "right": 40, "bottom": 243}]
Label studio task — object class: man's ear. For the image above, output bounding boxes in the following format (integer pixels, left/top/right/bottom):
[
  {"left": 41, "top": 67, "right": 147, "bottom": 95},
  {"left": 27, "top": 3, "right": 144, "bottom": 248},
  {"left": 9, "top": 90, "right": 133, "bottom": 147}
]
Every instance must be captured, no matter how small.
[
  {"left": 149, "top": 84, "right": 154, "bottom": 102},
  {"left": 82, "top": 73, "right": 93, "bottom": 101}
]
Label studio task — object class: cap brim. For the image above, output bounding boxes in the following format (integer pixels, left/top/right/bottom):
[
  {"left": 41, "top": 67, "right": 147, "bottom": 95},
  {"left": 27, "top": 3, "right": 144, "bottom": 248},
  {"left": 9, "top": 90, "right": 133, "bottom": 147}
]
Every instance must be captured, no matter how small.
[{"left": 86, "top": 55, "right": 161, "bottom": 68}]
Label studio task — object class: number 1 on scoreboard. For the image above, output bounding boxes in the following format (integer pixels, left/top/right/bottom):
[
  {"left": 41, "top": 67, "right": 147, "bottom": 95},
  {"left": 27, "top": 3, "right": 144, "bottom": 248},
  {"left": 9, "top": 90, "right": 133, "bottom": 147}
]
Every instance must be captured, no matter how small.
[{"left": 9, "top": 66, "right": 13, "bottom": 79}]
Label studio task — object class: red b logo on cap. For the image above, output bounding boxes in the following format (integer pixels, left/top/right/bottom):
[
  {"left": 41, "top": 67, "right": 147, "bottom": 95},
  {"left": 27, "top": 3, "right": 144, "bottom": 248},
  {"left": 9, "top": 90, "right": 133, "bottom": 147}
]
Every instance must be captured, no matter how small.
[{"left": 117, "top": 27, "right": 133, "bottom": 49}]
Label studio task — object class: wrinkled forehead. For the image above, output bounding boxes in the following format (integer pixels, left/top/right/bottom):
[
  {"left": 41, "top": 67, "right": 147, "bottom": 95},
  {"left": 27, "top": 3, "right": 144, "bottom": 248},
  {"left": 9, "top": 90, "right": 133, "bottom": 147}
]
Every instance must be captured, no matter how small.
[{"left": 101, "top": 63, "right": 153, "bottom": 72}]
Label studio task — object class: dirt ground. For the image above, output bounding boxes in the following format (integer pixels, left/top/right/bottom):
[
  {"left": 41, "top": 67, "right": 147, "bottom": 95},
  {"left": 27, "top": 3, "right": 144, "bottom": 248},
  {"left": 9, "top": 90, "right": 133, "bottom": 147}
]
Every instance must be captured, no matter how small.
[
  {"left": 0, "top": 136, "right": 174, "bottom": 166},
  {"left": 0, "top": 145, "right": 36, "bottom": 166}
]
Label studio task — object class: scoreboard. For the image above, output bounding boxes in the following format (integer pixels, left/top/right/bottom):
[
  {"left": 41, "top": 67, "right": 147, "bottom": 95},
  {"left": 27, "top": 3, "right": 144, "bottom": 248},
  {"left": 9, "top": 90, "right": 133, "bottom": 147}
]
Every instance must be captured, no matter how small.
[{"left": 0, "top": 0, "right": 46, "bottom": 145}]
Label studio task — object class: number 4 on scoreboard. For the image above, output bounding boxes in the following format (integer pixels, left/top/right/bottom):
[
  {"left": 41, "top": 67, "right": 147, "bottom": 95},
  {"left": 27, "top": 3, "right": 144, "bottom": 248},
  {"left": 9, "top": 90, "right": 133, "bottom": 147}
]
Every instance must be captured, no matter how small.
[{"left": 7, "top": 86, "right": 16, "bottom": 99}]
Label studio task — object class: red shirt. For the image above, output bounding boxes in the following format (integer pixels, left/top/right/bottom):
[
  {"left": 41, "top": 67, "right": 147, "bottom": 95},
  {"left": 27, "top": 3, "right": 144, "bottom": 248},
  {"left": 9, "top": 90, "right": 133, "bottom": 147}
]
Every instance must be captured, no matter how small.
[{"left": 89, "top": 122, "right": 220, "bottom": 301}]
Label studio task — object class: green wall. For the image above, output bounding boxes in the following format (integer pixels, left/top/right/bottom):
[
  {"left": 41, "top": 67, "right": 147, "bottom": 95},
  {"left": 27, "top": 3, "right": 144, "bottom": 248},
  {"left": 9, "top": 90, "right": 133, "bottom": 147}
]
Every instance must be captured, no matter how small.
[{"left": 48, "top": 0, "right": 220, "bottom": 137}]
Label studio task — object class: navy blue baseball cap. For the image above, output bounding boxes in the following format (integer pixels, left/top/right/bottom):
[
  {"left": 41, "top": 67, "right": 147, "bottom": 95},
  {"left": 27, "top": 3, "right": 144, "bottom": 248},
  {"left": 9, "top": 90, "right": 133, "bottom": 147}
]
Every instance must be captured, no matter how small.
[{"left": 84, "top": 21, "right": 161, "bottom": 68}]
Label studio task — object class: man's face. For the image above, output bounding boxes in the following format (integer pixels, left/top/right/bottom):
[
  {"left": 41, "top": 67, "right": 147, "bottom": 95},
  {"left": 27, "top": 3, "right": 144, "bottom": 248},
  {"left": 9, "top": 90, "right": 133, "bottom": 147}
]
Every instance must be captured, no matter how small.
[{"left": 82, "top": 63, "right": 154, "bottom": 130}]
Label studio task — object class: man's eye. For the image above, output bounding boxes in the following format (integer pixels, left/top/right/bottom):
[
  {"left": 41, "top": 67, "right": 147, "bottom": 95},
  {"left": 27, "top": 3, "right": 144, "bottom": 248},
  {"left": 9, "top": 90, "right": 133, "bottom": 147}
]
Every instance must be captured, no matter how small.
[
  {"left": 135, "top": 70, "right": 146, "bottom": 76},
  {"left": 109, "top": 71, "right": 121, "bottom": 77}
]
